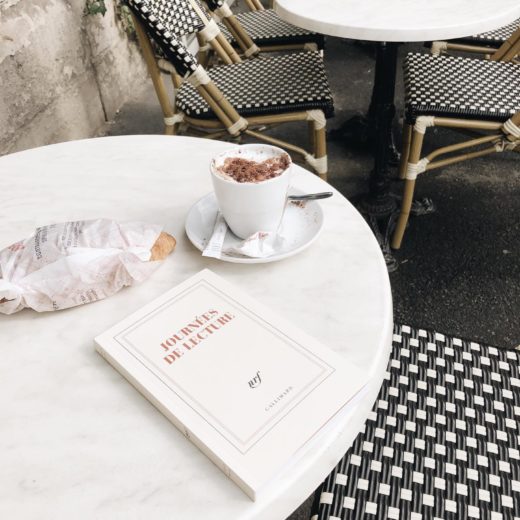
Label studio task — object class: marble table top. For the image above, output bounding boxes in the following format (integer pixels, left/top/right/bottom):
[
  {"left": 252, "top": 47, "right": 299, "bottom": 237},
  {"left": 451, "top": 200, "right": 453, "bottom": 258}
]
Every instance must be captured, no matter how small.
[
  {"left": 0, "top": 135, "right": 392, "bottom": 520},
  {"left": 275, "top": 0, "right": 520, "bottom": 42}
]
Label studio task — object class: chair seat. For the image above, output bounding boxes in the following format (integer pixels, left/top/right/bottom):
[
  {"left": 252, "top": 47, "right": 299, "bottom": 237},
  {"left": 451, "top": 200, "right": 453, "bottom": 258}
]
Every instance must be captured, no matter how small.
[
  {"left": 405, "top": 52, "right": 520, "bottom": 123},
  {"left": 312, "top": 324, "right": 520, "bottom": 520},
  {"left": 218, "top": 9, "right": 325, "bottom": 49},
  {"left": 176, "top": 51, "right": 334, "bottom": 119},
  {"left": 453, "top": 18, "right": 520, "bottom": 48}
]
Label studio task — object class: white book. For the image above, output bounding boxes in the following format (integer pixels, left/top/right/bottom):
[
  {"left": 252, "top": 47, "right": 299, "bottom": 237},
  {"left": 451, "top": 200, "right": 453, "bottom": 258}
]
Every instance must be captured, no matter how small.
[{"left": 95, "top": 269, "right": 368, "bottom": 500}]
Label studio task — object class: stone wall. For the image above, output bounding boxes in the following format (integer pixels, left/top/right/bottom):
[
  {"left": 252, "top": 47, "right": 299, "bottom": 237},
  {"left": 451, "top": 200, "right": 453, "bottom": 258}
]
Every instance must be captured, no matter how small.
[{"left": 0, "top": 0, "right": 148, "bottom": 155}]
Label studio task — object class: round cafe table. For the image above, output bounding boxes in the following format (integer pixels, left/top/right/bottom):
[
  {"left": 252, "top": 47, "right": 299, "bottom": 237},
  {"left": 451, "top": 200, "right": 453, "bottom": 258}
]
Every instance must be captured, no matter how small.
[
  {"left": 0, "top": 136, "right": 392, "bottom": 520},
  {"left": 275, "top": 0, "right": 520, "bottom": 268}
]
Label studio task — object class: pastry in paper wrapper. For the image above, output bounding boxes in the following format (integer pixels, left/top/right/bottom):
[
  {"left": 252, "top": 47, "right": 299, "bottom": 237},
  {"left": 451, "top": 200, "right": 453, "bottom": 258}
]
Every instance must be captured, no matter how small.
[{"left": 0, "top": 219, "right": 176, "bottom": 314}]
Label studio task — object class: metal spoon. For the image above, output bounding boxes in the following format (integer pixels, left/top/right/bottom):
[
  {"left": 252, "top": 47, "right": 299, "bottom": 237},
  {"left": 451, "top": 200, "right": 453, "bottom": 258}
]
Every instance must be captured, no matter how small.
[{"left": 287, "top": 192, "right": 333, "bottom": 201}]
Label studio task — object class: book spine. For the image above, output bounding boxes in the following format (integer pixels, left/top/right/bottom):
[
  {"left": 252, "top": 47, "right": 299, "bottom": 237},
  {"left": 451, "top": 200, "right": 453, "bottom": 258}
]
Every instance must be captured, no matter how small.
[{"left": 95, "top": 342, "right": 256, "bottom": 500}]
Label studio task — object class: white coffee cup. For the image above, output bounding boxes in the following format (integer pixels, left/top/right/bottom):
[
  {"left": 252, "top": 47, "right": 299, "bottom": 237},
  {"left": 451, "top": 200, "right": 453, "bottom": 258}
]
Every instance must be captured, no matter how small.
[{"left": 210, "top": 144, "right": 292, "bottom": 239}]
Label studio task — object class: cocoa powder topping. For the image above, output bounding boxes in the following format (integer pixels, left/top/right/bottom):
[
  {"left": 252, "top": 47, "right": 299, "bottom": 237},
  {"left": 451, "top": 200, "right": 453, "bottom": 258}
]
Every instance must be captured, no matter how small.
[{"left": 218, "top": 154, "right": 290, "bottom": 183}]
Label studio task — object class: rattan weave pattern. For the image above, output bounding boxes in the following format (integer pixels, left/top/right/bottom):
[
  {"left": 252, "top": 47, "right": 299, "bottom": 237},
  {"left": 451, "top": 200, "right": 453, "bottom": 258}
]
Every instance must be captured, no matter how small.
[
  {"left": 405, "top": 52, "right": 520, "bottom": 123},
  {"left": 127, "top": 0, "right": 200, "bottom": 77},
  {"left": 175, "top": 51, "right": 334, "bottom": 118},
  {"left": 146, "top": 0, "right": 204, "bottom": 37},
  {"left": 312, "top": 324, "right": 520, "bottom": 519},
  {"left": 217, "top": 9, "right": 325, "bottom": 49}
]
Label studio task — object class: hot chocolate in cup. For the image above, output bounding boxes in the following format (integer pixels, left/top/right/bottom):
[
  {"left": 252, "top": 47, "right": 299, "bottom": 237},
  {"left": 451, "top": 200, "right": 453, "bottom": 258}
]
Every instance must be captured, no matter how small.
[{"left": 210, "top": 144, "right": 292, "bottom": 239}]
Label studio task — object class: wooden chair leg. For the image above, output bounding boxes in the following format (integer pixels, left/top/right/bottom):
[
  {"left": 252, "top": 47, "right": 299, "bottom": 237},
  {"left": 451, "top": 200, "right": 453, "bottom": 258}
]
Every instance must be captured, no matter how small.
[
  {"left": 196, "top": 34, "right": 210, "bottom": 68},
  {"left": 308, "top": 121, "right": 315, "bottom": 154},
  {"left": 399, "top": 123, "right": 413, "bottom": 179},
  {"left": 169, "top": 73, "right": 183, "bottom": 136},
  {"left": 313, "top": 125, "right": 328, "bottom": 182},
  {"left": 391, "top": 128, "right": 425, "bottom": 249},
  {"left": 244, "top": 0, "right": 263, "bottom": 10},
  {"left": 133, "top": 14, "right": 176, "bottom": 135},
  {"left": 391, "top": 178, "right": 417, "bottom": 249}
]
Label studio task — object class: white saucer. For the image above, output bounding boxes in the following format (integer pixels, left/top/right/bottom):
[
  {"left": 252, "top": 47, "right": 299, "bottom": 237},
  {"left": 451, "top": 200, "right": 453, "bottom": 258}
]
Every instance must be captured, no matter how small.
[{"left": 185, "top": 191, "right": 324, "bottom": 264}]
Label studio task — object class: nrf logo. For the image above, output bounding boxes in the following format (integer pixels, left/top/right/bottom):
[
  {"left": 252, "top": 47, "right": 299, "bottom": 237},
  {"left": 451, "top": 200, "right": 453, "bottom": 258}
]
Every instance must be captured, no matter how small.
[{"left": 248, "top": 371, "right": 261, "bottom": 389}]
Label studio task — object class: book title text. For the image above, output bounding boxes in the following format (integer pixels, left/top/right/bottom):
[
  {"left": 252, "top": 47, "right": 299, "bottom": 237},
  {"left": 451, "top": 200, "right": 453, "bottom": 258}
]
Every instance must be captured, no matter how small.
[{"left": 160, "top": 309, "right": 235, "bottom": 365}]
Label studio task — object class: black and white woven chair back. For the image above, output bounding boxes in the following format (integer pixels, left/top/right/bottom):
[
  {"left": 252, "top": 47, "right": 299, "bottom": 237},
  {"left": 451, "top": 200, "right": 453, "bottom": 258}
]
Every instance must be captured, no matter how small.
[
  {"left": 312, "top": 324, "right": 520, "bottom": 519},
  {"left": 147, "top": 0, "right": 204, "bottom": 37},
  {"left": 127, "top": 0, "right": 201, "bottom": 77}
]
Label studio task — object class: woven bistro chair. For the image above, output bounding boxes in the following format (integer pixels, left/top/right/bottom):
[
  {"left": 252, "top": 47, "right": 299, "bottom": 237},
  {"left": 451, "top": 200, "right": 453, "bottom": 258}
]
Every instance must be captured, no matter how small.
[
  {"left": 391, "top": 50, "right": 520, "bottom": 249},
  {"left": 312, "top": 324, "right": 520, "bottom": 520},
  {"left": 430, "top": 19, "right": 520, "bottom": 60},
  {"left": 203, "top": 0, "right": 324, "bottom": 56},
  {"left": 126, "top": 0, "right": 333, "bottom": 180}
]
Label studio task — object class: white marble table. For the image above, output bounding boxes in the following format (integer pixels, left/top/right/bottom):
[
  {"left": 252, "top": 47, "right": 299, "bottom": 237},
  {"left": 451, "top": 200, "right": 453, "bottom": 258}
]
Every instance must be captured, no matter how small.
[
  {"left": 0, "top": 135, "right": 392, "bottom": 520},
  {"left": 275, "top": 0, "right": 520, "bottom": 269}
]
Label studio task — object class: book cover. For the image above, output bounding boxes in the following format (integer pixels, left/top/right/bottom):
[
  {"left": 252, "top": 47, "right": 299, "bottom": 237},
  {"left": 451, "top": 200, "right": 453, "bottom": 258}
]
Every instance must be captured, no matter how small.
[{"left": 95, "top": 269, "right": 368, "bottom": 500}]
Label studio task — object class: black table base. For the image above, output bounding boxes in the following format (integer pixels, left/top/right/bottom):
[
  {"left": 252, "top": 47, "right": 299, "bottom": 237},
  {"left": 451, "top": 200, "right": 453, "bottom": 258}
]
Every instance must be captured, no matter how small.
[
  {"left": 328, "top": 115, "right": 401, "bottom": 167},
  {"left": 336, "top": 41, "right": 435, "bottom": 271},
  {"left": 329, "top": 44, "right": 401, "bottom": 166},
  {"left": 358, "top": 42, "right": 401, "bottom": 270}
]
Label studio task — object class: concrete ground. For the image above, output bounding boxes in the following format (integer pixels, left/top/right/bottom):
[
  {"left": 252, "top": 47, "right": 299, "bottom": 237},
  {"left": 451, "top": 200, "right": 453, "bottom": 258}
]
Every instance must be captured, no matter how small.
[{"left": 102, "top": 36, "right": 520, "bottom": 519}]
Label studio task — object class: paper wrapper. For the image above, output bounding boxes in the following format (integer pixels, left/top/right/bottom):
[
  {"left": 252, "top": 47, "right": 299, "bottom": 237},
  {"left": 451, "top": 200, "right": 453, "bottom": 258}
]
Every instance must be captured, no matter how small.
[
  {"left": 0, "top": 219, "right": 173, "bottom": 314},
  {"left": 202, "top": 212, "right": 286, "bottom": 259}
]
